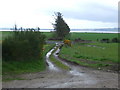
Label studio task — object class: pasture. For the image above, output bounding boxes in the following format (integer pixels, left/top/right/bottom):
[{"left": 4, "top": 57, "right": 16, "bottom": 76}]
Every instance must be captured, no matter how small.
[
  {"left": 1, "top": 31, "right": 119, "bottom": 76},
  {"left": 42, "top": 32, "right": 118, "bottom": 41},
  {"left": 1, "top": 31, "right": 119, "bottom": 41},
  {"left": 59, "top": 42, "right": 119, "bottom": 71}
]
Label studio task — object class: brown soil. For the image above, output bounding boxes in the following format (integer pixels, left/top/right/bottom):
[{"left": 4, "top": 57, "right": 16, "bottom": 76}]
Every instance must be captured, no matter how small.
[
  {"left": 2, "top": 44, "right": 119, "bottom": 88},
  {"left": 58, "top": 55, "right": 119, "bottom": 73}
]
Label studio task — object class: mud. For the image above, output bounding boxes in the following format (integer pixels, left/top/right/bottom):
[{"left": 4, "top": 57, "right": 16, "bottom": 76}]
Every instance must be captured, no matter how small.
[{"left": 2, "top": 44, "right": 119, "bottom": 88}]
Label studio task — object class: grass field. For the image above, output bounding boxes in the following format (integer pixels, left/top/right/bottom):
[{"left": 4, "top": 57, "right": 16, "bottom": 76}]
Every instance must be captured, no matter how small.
[
  {"left": 70, "top": 33, "right": 118, "bottom": 41},
  {"left": 1, "top": 31, "right": 119, "bottom": 75},
  {"left": 1, "top": 31, "right": 118, "bottom": 41},
  {"left": 42, "top": 32, "right": 118, "bottom": 41},
  {"left": 59, "top": 43, "right": 119, "bottom": 69}
]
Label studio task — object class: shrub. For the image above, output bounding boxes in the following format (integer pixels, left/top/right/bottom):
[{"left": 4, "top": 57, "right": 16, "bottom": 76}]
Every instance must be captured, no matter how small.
[
  {"left": 63, "top": 40, "right": 71, "bottom": 47},
  {"left": 100, "top": 38, "right": 110, "bottom": 43},
  {"left": 111, "top": 38, "right": 119, "bottom": 43},
  {"left": 2, "top": 30, "right": 46, "bottom": 61}
]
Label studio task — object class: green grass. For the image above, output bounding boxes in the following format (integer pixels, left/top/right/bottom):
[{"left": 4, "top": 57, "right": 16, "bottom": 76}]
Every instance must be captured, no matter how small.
[
  {"left": 49, "top": 47, "right": 70, "bottom": 70},
  {"left": 1, "top": 31, "right": 55, "bottom": 75},
  {"left": 1, "top": 31, "right": 119, "bottom": 73},
  {"left": 2, "top": 59, "right": 46, "bottom": 75},
  {"left": 50, "top": 55, "right": 70, "bottom": 70},
  {"left": 42, "top": 32, "right": 53, "bottom": 40},
  {"left": 70, "top": 33, "right": 118, "bottom": 41},
  {"left": 1, "top": 31, "right": 119, "bottom": 41},
  {"left": 2, "top": 44, "right": 55, "bottom": 75},
  {"left": 59, "top": 43, "right": 118, "bottom": 68},
  {"left": 43, "top": 44, "right": 55, "bottom": 56},
  {"left": 1, "top": 31, "right": 13, "bottom": 40},
  {"left": 42, "top": 32, "right": 118, "bottom": 41}
]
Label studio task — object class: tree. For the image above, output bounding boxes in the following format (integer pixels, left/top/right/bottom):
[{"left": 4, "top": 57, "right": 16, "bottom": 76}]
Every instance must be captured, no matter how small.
[
  {"left": 52, "top": 12, "right": 70, "bottom": 39},
  {"left": 37, "top": 27, "right": 40, "bottom": 31},
  {"left": 14, "top": 24, "right": 17, "bottom": 31}
]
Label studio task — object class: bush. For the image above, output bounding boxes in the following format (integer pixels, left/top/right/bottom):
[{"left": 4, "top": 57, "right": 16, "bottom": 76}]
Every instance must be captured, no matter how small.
[
  {"left": 100, "top": 38, "right": 110, "bottom": 43},
  {"left": 111, "top": 38, "right": 119, "bottom": 43},
  {"left": 2, "top": 30, "right": 46, "bottom": 61}
]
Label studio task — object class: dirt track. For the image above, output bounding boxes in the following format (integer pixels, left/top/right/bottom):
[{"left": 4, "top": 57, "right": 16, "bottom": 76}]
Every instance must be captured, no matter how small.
[{"left": 2, "top": 44, "right": 119, "bottom": 88}]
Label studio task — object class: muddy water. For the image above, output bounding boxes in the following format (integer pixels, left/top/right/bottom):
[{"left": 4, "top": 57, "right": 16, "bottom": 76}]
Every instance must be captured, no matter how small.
[
  {"left": 46, "top": 46, "right": 59, "bottom": 71},
  {"left": 52, "top": 46, "right": 98, "bottom": 87},
  {"left": 2, "top": 44, "right": 119, "bottom": 88}
]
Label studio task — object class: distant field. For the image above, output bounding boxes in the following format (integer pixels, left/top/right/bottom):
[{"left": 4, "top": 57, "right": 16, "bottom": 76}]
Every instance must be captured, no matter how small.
[
  {"left": 70, "top": 33, "right": 118, "bottom": 41},
  {"left": 43, "top": 32, "right": 118, "bottom": 41},
  {"left": 1, "top": 31, "right": 118, "bottom": 41}
]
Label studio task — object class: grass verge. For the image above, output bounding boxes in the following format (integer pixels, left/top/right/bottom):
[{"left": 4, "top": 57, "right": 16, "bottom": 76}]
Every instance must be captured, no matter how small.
[
  {"left": 49, "top": 46, "right": 70, "bottom": 70},
  {"left": 2, "top": 44, "right": 55, "bottom": 81}
]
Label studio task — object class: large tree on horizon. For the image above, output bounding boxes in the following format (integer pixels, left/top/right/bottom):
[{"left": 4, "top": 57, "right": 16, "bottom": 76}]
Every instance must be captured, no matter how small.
[{"left": 52, "top": 12, "right": 70, "bottom": 39}]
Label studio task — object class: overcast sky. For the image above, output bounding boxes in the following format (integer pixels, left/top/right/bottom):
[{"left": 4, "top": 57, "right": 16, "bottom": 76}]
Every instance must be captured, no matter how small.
[{"left": 0, "top": 0, "right": 119, "bottom": 29}]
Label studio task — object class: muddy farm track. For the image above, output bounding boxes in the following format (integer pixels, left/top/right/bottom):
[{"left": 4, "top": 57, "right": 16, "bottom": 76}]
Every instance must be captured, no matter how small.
[{"left": 2, "top": 42, "right": 119, "bottom": 88}]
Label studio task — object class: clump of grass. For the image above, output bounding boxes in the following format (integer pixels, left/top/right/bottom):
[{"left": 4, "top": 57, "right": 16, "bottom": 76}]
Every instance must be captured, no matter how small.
[
  {"left": 49, "top": 47, "right": 70, "bottom": 70},
  {"left": 50, "top": 55, "right": 70, "bottom": 70}
]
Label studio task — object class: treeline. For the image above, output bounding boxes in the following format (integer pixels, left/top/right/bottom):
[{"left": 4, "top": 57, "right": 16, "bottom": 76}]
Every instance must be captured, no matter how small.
[{"left": 2, "top": 29, "right": 46, "bottom": 61}]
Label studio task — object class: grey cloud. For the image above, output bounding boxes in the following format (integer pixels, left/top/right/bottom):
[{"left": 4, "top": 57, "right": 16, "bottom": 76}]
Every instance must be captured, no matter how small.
[{"left": 62, "top": 3, "right": 117, "bottom": 23}]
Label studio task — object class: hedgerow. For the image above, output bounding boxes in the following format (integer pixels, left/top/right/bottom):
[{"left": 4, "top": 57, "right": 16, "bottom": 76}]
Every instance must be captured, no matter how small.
[{"left": 2, "top": 29, "right": 46, "bottom": 61}]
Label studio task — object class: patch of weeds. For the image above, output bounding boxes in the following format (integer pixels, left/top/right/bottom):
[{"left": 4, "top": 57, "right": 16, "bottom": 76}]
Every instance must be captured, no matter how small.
[{"left": 50, "top": 55, "right": 70, "bottom": 70}]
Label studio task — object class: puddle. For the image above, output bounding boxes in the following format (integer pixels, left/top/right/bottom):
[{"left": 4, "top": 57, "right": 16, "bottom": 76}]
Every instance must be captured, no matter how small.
[
  {"left": 46, "top": 43, "right": 97, "bottom": 87},
  {"left": 69, "top": 69, "right": 83, "bottom": 76},
  {"left": 46, "top": 79, "right": 97, "bottom": 88},
  {"left": 54, "top": 46, "right": 85, "bottom": 76},
  {"left": 46, "top": 46, "right": 59, "bottom": 71}
]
